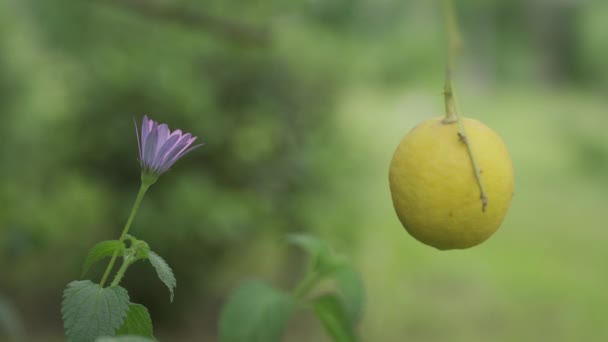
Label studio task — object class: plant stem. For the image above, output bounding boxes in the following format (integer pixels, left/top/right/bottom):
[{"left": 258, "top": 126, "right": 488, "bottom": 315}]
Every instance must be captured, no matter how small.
[
  {"left": 442, "top": 0, "right": 460, "bottom": 124},
  {"left": 453, "top": 90, "right": 489, "bottom": 212},
  {"left": 110, "top": 255, "right": 133, "bottom": 287},
  {"left": 443, "top": 69, "right": 457, "bottom": 123},
  {"left": 441, "top": 0, "right": 488, "bottom": 212},
  {"left": 292, "top": 271, "right": 322, "bottom": 300},
  {"left": 99, "top": 182, "right": 151, "bottom": 287}
]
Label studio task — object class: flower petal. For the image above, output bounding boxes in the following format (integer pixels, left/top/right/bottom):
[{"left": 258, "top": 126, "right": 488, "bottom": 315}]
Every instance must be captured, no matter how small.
[
  {"left": 153, "top": 124, "right": 171, "bottom": 168},
  {"left": 141, "top": 115, "right": 151, "bottom": 156},
  {"left": 152, "top": 132, "right": 181, "bottom": 171},
  {"left": 134, "top": 117, "right": 142, "bottom": 161},
  {"left": 157, "top": 133, "right": 194, "bottom": 171},
  {"left": 143, "top": 120, "right": 159, "bottom": 168},
  {"left": 136, "top": 115, "right": 202, "bottom": 176},
  {"left": 159, "top": 142, "right": 203, "bottom": 173}
]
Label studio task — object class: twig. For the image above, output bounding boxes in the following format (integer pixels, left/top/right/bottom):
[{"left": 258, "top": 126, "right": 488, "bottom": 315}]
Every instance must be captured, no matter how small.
[
  {"left": 99, "top": 0, "right": 270, "bottom": 46},
  {"left": 441, "top": 0, "right": 488, "bottom": 212}
]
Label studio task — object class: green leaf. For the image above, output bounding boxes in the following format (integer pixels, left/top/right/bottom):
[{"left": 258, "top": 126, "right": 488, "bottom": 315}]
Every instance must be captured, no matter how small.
[
  {"left": 62, "top": 280, "right": 130, "bottom": 342},
  {"left": 116, "top": 304, "right": 153, "bottom": 338},
  {"left": 147, "top": 251, "right": 176, "bottom": 302},
  {"left": 81, "top": 240, "right": 125, "bottom": 277},
  {"left": 311, "top": 294, "right": 356, "bottom": 342},
  {"left": 287, "top": 234, "right": 330, "bottom": 260},
  {"left": 96, "top": 336, "right": 156, "bottom": 342},
  {"left": 219, "top": 280, "right": 295, "bottom": 342},
  {"left": 334, "top": 265, "right": 365, "bottom": 325},
  {"left": 287, "top": 234, "right": 344, "bottom": 276},
  {"left": 124, "top": 235, "right": 151, "bottom": 262},
  {"left": 133, "top": 243, "right": 151, "bottom": 261}
]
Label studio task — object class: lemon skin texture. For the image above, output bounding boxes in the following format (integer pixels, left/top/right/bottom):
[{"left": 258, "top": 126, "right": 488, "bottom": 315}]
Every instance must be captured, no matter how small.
[{"left": 389, "top": 116, "right": 514, "bottom": 250}]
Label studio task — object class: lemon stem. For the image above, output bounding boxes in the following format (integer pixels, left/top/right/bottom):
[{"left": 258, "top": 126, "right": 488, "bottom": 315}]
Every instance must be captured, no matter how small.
[
  {"left": 443, "top": 69, "right": 457, "bottom": 123},
  {"left": 441, "top": 0, "right": 488, "bottom": 212}
]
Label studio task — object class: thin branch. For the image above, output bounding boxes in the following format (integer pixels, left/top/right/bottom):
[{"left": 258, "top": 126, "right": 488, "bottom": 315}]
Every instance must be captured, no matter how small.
[
  {"left": 99, "top": 0, "right": 270, "bottom": 46},
  {"left": 441, "top": 0, "right": 488, "bottom": 212}
]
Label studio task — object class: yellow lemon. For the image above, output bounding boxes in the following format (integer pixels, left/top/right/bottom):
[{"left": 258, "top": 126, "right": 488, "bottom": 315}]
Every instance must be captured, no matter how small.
[{"left": 389, "top": 116, "right": 514, "bottom": 250}]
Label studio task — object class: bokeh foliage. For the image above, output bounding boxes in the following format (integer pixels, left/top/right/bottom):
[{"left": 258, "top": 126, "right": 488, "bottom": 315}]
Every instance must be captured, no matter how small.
[{"left": 1, "top": 0, "right": 608, "bottom": 341}]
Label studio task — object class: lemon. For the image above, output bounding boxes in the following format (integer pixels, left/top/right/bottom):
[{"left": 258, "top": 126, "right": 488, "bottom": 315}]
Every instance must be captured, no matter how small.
[{"left": 389, "top": 116, "right": 514, "bottom": 250}]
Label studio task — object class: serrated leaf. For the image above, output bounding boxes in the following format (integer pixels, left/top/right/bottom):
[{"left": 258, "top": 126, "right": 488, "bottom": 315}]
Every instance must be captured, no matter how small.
[
  {"left": 62, "top": 280, "right": 130, "bottom": 342},
  {"left": 219, "top": 280, "right": 295, "bottom": 342},
  {"left": 133, "top": 242, "right": 151, "bottom": 261},
  {"left": 81, "top": 240, "right": 125, "bottom": 277},
  {"left": 116, "top": 304, "right": 153, "bottom": 338},
  {"left": 311, "top": 294, "right": 356, "bottom": 342},
  {"left": 147, "top": 251, "right": 176, "bottom": 302},
  {"left": 96, "top": 336, "right": 156, "bottom": 342},
  {"left": 287, "top": 234, "right": 343, "bottom": 276},
  {"left": 335, "top": 265, "right": 365, "bottom": 325}
]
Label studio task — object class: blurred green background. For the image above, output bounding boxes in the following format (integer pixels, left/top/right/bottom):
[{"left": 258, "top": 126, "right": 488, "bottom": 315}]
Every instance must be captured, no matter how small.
[{"left": 1, "top": 0, "right": 608, "bottom": 341}]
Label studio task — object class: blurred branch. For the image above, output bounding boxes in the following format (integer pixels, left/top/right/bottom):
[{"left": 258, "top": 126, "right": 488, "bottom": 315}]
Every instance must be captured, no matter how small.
[{"left": 99, "top": 0, "right": 271, "bottom": 46}]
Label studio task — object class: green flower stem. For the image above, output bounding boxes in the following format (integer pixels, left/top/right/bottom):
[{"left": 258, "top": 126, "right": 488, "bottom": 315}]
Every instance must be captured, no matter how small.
[
  {"left": 110, "top": 254, "right": 134, "bottom": 287},
  {"left": 292, "top": 271, "right": 323, "bottom": 300},
  {"left": 99, "top": 181, "right": 151, "bottom": 287}
]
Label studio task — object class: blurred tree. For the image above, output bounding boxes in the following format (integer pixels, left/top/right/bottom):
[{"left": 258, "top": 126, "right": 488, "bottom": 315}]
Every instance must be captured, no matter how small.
[
  {"left": 0, "top": 0, "right": 354, "bottom": 336},
  {"left": 1, "top": 0, "right": 607, "bottom": 339}
]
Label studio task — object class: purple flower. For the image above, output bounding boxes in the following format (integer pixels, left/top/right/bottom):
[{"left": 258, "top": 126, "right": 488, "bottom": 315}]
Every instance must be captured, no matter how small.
[{"left": 135, "top": 115, "right": 202, "bottom": 178}]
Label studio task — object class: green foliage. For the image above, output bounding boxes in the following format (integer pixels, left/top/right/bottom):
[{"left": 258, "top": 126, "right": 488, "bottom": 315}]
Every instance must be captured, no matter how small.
[
  {"left": 287, "top": 233, "right": 345, "bottom": 276},
  {"left": 287, "top": 234, "right": 363, "bottom": 340},
  {"left": 96, "top": 336, "right": 156, "bottom": 342},
  {"left": 62, "top": 281, "right": 130, "bottom": 342},
  {"left": 81, "top": 240, "right": 125, "bottom": 277},
  {"left": 334, "top": 265, "right": 365, "bottom": 325},
  {"left": 1, "top": 2, "right": 349, "bottom": 339},
  {"left": 147, "top": 251, "right": 176, "bottom": 302},
  {"left": 0, "top": 293, "right": 23, "bottom": 339},
  {"left": 287, "top": 234, "right": 331, "bottom": 261},
  {"left": 7, "top": 0, "right": 607, "bottom": 340},
  {"left": 220, "top": 235, "right": 364, "bottom": 342},
  {"left": 311, "top": 294, "right": 356, "bottom": 342},
  {"left": 116, "top": 304, "right": 154, "bottom": 338},
  {"left": 219, "top": 280, "right": 296, "bottom": 342},
  {"left": 125, "top": 235, "right": 151, "bottom": 262}
]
